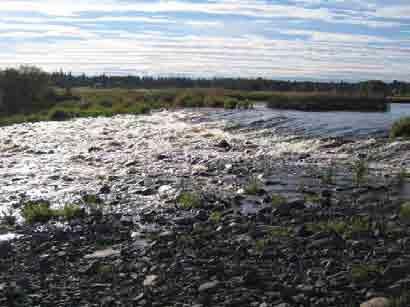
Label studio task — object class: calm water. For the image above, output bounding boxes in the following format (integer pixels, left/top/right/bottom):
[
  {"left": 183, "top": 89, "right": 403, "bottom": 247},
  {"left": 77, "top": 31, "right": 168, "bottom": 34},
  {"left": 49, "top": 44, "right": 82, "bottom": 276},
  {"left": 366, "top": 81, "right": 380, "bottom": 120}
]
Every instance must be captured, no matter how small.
[{"left": 201, "top": 103, "right": 410, "bottom": 139}]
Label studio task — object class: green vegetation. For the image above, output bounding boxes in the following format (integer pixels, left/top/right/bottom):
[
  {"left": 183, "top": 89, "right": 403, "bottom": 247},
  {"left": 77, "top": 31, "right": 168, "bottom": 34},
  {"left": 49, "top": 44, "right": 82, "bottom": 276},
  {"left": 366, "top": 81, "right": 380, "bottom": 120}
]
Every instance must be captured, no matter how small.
[
  {"left": 352, "top": 159, "right": 369, "bottom": 186},
  {"left": 244, "top": 177, "right": 263, "bottom": 195},
  {"left": 321, "top": 165, "right": 335, "bottom": 185},
  {"left": 271, "top": 194, "right": 287, "bottom": 207},
  {"left": 209, "top": 211, "right": 222, "bottom": 223},
  {"left": 351, "top": 264, "right": 383, "bottom": 283},
  {"left": 266, "top": 93, "right": 387, "bottom": 112},
  {"left": 399, "top": 202, "right": 410, "bottom": 222},
  {"left": 306, "top": 217, "right": 371, "bottom": 238},
  {"left": 391, "top": 117, "right": 410, "bottom": 139},
  {"left": 177, "top": 192, "right": 202, "bottom": 209},
  {"left": 21, "top": 201, "right": 84, "bottom": 223}
]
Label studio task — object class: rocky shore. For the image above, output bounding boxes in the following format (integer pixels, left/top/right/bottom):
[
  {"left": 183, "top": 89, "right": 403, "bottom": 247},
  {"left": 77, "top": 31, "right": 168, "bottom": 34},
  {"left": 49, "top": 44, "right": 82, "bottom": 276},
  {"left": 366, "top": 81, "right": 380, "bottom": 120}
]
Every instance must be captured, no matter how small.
[{"left": 1, "top": 109, "right": 410, "bottom": 306}]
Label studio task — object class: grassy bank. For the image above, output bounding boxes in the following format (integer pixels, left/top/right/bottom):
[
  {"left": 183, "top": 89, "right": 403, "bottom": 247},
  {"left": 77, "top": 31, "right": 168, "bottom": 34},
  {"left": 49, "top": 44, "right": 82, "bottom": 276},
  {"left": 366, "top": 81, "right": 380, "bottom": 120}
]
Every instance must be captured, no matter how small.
[
  {"left": 266, "top": 93, "right": 388, "bottom": 112},
  {"left": 0, "top": 88, "right": 390, "bottom": 126}
]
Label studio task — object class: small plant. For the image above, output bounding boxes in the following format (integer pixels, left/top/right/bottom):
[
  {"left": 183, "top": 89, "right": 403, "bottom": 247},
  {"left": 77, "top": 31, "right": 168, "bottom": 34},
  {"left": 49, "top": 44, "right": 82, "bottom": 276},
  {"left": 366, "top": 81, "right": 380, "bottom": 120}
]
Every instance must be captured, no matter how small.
[
  {"left": 177, "top": 192, "right": 201, "bottom": 210},
  {"left": 209, "top": 211, "right": 222, "bottom": 223},
  {"left": 223, "top": 98, "right": 238, "bottom": 110},
  {"left": 306, "top": 217, "right": 371, "bottom": 238},
  {"left": 268, "top": 226, "right": 291, "bottom": 238},
  {"left": 271, "top": 194, "right": 287, "bottom": 207},
  {"left": 399, "top": 202, "right": 410, "bottom": 222},
  {"left": 245, "top": 177, "right": 263, "bottom": 195},
  {"left": 352, "top": 158, "right": 369, "bottom": 186},
  {"left": 255, "top": 239, "right": 269, "bottom": 254},
  {"left": 351, "top": 264, "right": 383, "bottom": 283},
  {"left": 56, "top": 204, "right": 84, "bottom": 220}
]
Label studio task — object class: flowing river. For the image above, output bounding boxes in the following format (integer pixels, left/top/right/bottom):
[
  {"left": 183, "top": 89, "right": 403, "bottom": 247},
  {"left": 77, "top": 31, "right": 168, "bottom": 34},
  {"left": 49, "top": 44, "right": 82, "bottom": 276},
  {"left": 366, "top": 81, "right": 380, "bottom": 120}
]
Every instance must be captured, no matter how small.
[{"left": 1, "top": 103, "right": 410, "bottom": 218}]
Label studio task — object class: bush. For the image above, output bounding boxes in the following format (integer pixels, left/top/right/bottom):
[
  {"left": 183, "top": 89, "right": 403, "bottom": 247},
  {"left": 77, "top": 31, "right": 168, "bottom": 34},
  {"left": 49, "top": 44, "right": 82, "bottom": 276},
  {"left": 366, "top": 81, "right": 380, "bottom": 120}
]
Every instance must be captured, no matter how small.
[
  {"left": 244, "top": 177, "right": 263, "bottom": 195},
  {"left": 21, "top": 201, "right": 55, "bottom": 223},
  {"left": 21, "top": 201, "right": 84, "bottom": 223},
  {"left": 391, "top": 117, "right": 410, "bottom": 139},
  {"left": 223, "top": 98, "right": 238, "bottom": 109}
]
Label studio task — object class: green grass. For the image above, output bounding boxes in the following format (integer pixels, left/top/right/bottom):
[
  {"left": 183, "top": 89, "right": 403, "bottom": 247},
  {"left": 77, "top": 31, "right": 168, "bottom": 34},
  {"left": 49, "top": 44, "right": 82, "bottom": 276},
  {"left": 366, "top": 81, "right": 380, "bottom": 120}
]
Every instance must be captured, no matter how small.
[
  {"left": 391, "top": 117, "right": 410, "bottom": 139},
  {"left": 306, "top": 217, "right": 371, "bottom": 238},
  {"left": 21, "top": 201, "right": 84, "bottom": 223},
  {"left": 351, "top": 264, "right": 383, "bottom": 283},
  {"left": 177, "top": 192, "right": 202, "bottom": 209}
]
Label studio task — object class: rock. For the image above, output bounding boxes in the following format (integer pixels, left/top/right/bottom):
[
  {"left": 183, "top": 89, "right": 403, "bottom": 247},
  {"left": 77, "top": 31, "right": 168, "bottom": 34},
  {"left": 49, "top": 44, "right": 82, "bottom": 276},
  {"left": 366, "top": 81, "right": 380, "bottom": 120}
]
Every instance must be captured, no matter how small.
[
  {"left": 0, "top": 241, "right": 12, "bottom": 258},
  {"left": 143, "top": 275, "right": 159, "bottom": 287},
  {"left": 360, "top": 297, "right": 390, "bottom": 307},
  {"left": 215, "top": 139, "right": 231, "bottom": 150},
  {"left": 173, "top": 216, "right": 196, "bottom": 226},
  {"left": 84, "top": 248, "right": 120, "bottom": 259},
  {"left": 99, "top": 185, "right": 111, "bottom": 194},
  {"left": 198, "top": 280, "right": 219, "bottom": 292}
]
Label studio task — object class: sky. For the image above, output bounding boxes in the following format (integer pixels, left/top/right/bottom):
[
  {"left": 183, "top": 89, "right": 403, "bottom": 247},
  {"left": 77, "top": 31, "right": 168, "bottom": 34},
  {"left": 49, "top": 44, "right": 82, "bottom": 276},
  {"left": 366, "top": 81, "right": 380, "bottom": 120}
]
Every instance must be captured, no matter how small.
[{"left": 0, "top": 0, "right": 410, "bottom": 81}]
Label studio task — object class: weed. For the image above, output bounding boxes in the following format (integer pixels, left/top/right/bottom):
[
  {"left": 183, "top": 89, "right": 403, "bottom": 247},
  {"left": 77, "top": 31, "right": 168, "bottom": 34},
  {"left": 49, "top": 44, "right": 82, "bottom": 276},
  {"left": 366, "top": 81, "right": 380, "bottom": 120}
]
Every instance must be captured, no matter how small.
[
  {"left": 177, "top": 192, "right": 201, "bottom": 210},
  {"left": 245, "top": 177, "right": 263, "bottom": 195},
  {"left": 391, "top": 117, "right": 410, "bottom": 139},
  {"left": 306, "top": 217, "right": 371, "bottom": 238},
  {"left": 1, "top": 208, "right": 16, "bottom": 226},
  {"left": 390, "top": 292, "right": 410, "bottom": 307}
]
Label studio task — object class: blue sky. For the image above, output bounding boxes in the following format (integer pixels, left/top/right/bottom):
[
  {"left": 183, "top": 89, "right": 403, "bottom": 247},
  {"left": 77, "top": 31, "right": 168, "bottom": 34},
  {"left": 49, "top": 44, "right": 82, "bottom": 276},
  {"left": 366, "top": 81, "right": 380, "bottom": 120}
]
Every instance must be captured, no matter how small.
[{"left": 0, "top": 0, "right": 409, "bottom": 81}]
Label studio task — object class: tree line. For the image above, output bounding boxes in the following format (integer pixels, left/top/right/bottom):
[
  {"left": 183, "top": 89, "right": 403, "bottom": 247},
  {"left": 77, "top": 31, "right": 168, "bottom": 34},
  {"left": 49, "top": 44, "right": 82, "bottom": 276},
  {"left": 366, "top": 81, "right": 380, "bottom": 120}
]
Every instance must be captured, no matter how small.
[{"left": 51, "top": 70, "right": 410, "bottom": 97}]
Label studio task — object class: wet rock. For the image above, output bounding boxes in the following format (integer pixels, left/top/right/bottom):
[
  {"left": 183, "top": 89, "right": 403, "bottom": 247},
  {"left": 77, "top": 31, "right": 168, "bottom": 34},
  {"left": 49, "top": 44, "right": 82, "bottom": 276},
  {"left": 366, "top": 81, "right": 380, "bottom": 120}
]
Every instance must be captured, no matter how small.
[
  {"left": 84, "top": 248, "right": 120, "bottom": 259},
  {"left": 0, "top": 241, "right": 12, "bottom": 257},
  {"left": 173, "top": 216, "right": 196, "bottom": 226},
  {"left": 99, "top": 184, "right": 111, "bottom": 194},
  {"left": 143, "top": 275, "right": 159, "bottom": 287},
  {"left": 360, "top": 297, "right": 390, "bottom": 307},
  {"left": 198, "top": 280, "right": 220, "bottom": 292},
  {"left": 215, "top": 139, "right": 231, "bottom": 150}
]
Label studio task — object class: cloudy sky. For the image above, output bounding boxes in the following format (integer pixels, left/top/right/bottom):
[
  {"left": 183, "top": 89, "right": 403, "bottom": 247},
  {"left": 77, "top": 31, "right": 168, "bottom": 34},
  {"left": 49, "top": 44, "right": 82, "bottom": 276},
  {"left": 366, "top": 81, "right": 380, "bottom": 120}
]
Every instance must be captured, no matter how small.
[{"left": 1, "top": 0, "right": 409, "bottom": 81}]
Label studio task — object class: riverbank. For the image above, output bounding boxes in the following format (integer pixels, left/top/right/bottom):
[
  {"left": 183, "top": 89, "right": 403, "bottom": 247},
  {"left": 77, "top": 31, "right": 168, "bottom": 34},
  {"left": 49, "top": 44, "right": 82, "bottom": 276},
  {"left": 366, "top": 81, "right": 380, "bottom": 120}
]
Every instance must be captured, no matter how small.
[{"left": 1, "top": 109, "right": 410, "bottom": 306}]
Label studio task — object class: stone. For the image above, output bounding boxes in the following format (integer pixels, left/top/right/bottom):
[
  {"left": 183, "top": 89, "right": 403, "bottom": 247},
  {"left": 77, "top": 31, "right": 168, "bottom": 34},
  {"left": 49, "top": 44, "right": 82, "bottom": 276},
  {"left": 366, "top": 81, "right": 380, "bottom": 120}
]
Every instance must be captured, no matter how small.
[
  {"left": 360, "top": 297, "right": 390, "bottom": 307},
  {"left": 84, "top": 248, "right": 120, "bottom": 259},
  {"left": 143, "top": 275, "right": 159, "bottom": 287},
  {"left": 198, "top": 280, "right": 219, "bottom": 292},
  {"left": 215, "top": 139, "right": 231, "bottom": 149}
]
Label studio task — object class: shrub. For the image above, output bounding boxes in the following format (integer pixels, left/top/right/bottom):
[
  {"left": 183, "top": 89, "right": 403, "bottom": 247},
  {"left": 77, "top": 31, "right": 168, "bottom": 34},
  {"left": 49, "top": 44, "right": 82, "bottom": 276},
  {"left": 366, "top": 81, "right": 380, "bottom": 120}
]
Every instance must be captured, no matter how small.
[
  {"left": 56, "top": 204, "right": 84, "bottom": 220},
  {"left": 21, "top": 201, "right": 55, "bottom": 223},
  {"left": 21, "top": 201, "right": 84, "bottom": 223},
  {"left": 306, "top": 217, "right": 371, "bottom": 238},
  {"left": 391, "top": 117, "right": 410, "bottom": 139},
  {"left": 223, "top": 98, "right": 238, "bottom": 109},
  {"left": 177, "top": 192, "right": 201, "bottom": 209}
]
